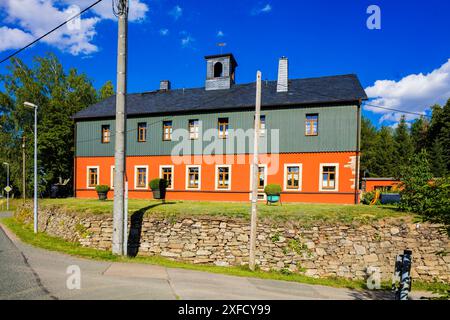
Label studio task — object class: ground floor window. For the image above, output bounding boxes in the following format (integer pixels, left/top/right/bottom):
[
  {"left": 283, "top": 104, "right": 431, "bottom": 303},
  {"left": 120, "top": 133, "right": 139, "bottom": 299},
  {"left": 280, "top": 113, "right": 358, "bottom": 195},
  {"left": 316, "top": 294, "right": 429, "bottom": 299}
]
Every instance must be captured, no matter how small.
[
  {"left": 186, "top": 166, "right": 201, "bottom": 189},
  {"left": 87, "top": 166, "right": 99, "bottom": 188},
  {"left": 160, "top": 166, "right": 174, "bottom": 189},
  {"left": 135, "top": 166, "right": 148, "bottom": 189},
  {"left": 216, "top": 165, "right": 231, "bottom": 190},
  {"left": 250, "top": 164, "right": 267, "bottom": 191},
  {"left": 320, "top": 164, "right": 339, "bottom": 191},
  {"left": 284, "top": 164, "right": 302, "bottom": 191}
]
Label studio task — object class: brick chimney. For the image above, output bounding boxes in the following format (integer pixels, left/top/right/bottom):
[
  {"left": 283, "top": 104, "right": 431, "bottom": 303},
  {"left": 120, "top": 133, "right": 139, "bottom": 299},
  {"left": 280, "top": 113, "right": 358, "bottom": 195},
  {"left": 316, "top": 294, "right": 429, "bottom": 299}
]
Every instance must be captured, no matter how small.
[
  {"left": 277, "top": 57, "right": 288, "bottom": 93},
  {"left": 160, "top": 80, "right": 171, "bottom": 91}
]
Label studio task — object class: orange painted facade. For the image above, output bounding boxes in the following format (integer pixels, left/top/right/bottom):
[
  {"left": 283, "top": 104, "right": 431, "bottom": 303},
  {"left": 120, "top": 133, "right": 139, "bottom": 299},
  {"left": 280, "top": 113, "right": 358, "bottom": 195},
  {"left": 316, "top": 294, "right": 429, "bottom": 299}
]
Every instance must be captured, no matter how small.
[
  {"left": 75, "top": 152, "right": 359, "bottom": 204},
  {"left": 362, "top": 179, "right": 400, "bottom": 192}
]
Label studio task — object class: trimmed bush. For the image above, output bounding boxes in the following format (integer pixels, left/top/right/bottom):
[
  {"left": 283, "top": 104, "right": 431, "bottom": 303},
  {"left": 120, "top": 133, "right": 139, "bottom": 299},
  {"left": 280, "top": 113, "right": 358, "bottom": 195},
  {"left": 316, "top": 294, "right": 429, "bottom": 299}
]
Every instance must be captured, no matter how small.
[
  {"left": 264, "top": 184, "right": 282, "bottom": 196},
  {"left": 95, "top": 185, "right": 110, "bottom": 193},
  {"left": 149, "top": 178, "right": 168, "bottom": 190}
]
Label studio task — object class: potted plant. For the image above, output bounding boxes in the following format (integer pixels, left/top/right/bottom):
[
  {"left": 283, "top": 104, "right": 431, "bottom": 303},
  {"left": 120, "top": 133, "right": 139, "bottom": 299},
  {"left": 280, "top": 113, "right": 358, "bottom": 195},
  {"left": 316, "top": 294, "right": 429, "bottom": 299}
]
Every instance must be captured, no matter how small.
[
  {"left": 264, "top": 184, "right": 282, "bottom": 205},
  {"left": 95, "top": 185, "right": 110, "bottom": 200},
  {"left": 149, "top": 178, "right": 168, "bottom": 200}
]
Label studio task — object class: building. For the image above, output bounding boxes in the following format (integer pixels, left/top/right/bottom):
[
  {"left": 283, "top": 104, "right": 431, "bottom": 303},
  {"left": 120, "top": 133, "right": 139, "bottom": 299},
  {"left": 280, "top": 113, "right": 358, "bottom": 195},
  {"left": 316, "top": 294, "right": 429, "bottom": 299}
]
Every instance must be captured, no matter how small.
[
  {"left": 361, "top": 178, "right": 401, "bottom": 192},
  {"left": 72, "top": 53, "right": 368, "bottom": 204}
]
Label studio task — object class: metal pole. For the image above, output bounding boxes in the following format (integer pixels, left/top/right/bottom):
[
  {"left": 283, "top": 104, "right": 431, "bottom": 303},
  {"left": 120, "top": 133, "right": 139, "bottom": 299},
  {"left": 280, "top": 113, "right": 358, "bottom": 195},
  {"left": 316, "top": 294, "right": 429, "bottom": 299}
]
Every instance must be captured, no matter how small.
[
  {"left": 112, "top": 0, "right": 128, "bottom": 255},
  {"left": 5, "top": 163, "right": 9, "bottom": 211},
  {"left": 249, "top": 71, "right": 262, "bottom": 271},
  {"left": 34, "top": 105, "right": 38, "bottom": 233},
  {"left": 22, "top": 136, "right": 26, "bottom": 201}
]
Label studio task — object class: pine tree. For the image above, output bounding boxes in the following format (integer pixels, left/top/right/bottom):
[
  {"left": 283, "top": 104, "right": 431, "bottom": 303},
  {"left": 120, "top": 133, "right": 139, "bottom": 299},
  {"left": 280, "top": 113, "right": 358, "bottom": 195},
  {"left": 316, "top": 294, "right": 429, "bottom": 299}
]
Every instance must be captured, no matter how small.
[
  {"left": 430, "top": 138, "right": 447, "bottom": 177},
  {"left": 360, "top": 117, "right": 378, "bottom": 177},
  {"left": 393, "top": 115, "right": 414, "bottom": 176},
  {"left": 372, "top": 126, "right": 396, "bottom": 177}
]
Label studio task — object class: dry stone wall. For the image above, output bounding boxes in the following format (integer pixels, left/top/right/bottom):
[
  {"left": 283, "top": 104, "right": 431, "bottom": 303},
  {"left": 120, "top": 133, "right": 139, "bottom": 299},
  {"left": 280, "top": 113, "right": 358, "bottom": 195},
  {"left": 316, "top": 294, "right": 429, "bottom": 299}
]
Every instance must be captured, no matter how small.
[{"left": 17, "top": 205, "right": 450, "bottom": 283}]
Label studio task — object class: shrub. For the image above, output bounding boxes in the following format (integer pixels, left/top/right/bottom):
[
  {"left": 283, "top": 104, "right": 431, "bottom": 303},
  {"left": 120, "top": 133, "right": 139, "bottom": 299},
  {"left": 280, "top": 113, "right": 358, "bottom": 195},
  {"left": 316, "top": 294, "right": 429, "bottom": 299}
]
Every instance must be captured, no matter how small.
[
  {"left": 361, "top": 191, "right": 376, "bottom": 205},
  {"left": 95, "top": 185, "right": 110, "bottom": 193},
  {"left": 264, "top": 184, "right": 282, "bottom": 195},
  {"left": 149, "top": 178, "right": 168, "bottom": 190}
]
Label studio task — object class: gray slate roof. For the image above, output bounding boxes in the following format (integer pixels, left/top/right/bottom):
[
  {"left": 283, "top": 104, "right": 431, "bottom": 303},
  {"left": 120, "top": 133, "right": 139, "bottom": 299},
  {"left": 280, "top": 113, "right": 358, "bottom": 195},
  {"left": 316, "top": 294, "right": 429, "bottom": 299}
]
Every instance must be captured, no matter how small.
[{"left": 73, "top": 74, "right": 368, "bottom": 120}]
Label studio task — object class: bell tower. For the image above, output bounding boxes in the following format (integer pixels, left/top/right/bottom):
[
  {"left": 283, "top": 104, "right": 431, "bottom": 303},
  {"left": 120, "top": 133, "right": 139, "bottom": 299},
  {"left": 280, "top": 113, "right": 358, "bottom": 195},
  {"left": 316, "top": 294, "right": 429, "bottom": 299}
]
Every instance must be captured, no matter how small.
[{"left": 204, "top": 53, "right": 238, "bottom": 91}]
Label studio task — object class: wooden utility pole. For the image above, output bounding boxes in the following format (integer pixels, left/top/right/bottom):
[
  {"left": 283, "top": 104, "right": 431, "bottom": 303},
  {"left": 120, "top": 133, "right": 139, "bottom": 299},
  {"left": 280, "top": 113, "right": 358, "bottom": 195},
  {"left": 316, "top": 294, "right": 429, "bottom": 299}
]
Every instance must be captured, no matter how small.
[
  {"left": 22, "top": 136, "right": 26, "bottom": 201},
  {"left": 249, "top": 71, "right": 262, "bottom": 271},
  {"left": 112, "top": 0, "right": 128, "bottom": 255}
]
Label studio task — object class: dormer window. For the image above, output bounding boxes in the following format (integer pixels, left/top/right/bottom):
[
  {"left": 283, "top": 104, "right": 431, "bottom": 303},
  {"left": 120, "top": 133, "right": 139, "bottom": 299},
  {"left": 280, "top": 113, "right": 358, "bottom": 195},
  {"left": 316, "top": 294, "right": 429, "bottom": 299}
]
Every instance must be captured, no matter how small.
[{"left": 214, "top": 62, "right": 223, "bottom": 78}]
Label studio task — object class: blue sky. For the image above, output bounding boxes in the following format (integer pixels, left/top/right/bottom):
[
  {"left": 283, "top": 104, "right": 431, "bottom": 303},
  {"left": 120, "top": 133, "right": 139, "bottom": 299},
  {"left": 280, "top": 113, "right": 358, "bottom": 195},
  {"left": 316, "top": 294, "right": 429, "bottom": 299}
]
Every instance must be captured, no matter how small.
[{"left": 1, "top": 0, "right": 449, "bottom": 127}]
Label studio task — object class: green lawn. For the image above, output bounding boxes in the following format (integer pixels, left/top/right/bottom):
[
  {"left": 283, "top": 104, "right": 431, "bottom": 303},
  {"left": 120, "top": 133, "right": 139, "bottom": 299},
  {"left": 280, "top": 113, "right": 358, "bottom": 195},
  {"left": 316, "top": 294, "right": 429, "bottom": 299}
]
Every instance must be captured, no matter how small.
[{"left": 30, "top": 198, "right": 412, "bottom": 223}]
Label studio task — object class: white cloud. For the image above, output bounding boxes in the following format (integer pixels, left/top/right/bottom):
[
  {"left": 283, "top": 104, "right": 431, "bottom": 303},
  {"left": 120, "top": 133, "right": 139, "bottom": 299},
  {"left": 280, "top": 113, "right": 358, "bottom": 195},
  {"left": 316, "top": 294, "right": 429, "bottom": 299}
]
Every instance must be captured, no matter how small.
[
  {"left": 181, "top": 34, "right": 194, "bottom": 48},
  {"left": 365, "top": 59, "right": 450, "bottom": 123},
  {"left": 217, "top": 30, "right": 224, "bottom": 37},
  {"left": 159, "top": 28, "right": 169, "bottom": 36},
  {"left": 251, "top": 3, "right": 272, "bottom": 15},
  {"left": 60, "top": 0, "right": 149, "bottom": 22},
  {"left": 169, "top": 5, "right": 182, "bottom": 20},
  {"left": 0, "top": 26, "right": 34, "bottom": 51},
  {"left": 0, "top": 0, "right": 149, "bottom": 55}
]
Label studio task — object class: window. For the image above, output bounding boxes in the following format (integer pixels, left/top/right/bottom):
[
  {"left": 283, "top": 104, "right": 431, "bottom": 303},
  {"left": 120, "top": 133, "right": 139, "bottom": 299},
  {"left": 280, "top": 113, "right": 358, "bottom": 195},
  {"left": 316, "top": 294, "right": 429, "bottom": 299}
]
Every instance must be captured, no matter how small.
[
  {"left": 218, "top": 118, "right": 229, "bottom": 139},
  {"left": 284, "top": 164, "right": 302, "bottom": 191},
  {"left": 160, "top": 165, "right": 174, "bottom": 190},
  {"left": 250, "top": 164, "right": 267, "bottom": 191},
  {"left": 305, "top": 114, "right": 318, "bottom": 136},
  {"left": 320, "top": 164, "right": 339, "bottom": 191},
  {"left": 260, "top": 115, "right": 266, "bottom": 136},
  {"left": 254, "top": 115, "right": 266, "bottom": 136},
  {"left": 87, "top": 166, "right": 99, "bottom": 188},
  {"left": 163, "top": 121, "right": 172, "bottom": 141},
  {"left": 189, "top": 119, "right": 199, "bottom": 140},
  {"left": 101, "top": 125, "right": 111, "bottom": 143},
  {"left": 137, "top": 122, "right": 147, "bottom": 142},
  {"left": 214, "top": 62, "right": 223, "bottom": 78},
  {"left": 186, "top": 166, "right": 201, "bottom": 189},
  {"left": 134, "top": 166, "right": 148, "bottom": 189},
  {"left": 216, "top": 165, "right": 231, "bottom": 190}
]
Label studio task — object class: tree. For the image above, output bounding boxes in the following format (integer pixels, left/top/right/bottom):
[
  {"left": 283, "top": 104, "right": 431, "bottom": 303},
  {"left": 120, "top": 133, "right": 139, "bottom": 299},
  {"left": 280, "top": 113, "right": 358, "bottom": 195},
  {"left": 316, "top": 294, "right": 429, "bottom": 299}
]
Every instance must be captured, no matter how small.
[
  {"left": 360, "top": 117, "right": 378, "bottom": 177},
  {"left": 430, "top": 138, "right": 447, "bottom": 177},
  {"left": 99, "top": 80, "right": 115, "bottom": 100},
  {"left": 410, "top": 116, "right": 429, "bottom": 153},
  {"left": 393, "top": 115, "right": 414, "bottom": 176},
  {"left": 0, "top": 54, "right": 98, "bottom": 196},
  {"left": 371, "top": 126, "right": 396, "bottom": 177}
]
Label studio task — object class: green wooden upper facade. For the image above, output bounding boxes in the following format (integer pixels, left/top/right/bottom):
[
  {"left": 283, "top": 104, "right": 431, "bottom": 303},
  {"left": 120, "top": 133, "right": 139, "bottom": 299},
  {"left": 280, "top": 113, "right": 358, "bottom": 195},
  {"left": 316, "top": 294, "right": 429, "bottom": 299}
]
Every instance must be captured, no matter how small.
[{"left": 75, "top": 104, "right": 359, "bottom": 157}]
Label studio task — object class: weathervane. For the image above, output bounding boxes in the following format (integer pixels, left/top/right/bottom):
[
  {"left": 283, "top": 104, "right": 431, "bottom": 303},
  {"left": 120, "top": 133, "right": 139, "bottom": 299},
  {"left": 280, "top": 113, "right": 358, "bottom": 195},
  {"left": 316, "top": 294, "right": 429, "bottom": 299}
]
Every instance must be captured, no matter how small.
[{"left": 217, "top": 42, "right": 227, "bottom": 54}]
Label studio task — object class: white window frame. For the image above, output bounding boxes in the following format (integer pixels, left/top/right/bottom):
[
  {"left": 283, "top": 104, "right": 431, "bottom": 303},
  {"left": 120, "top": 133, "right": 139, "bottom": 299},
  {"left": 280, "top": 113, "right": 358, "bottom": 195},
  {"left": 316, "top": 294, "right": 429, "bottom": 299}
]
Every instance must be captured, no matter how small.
[
  {"left": 110, "top": 165, "right": 115, "bottom": 189},
  {"left": 159, "top": 165, "right": 174, "bottom": 190},
  {"left": 215, "top": 164, "right": 232, "bottom": 191},
  {"left": 134, "top": 165, "right": 149, "bottom": 190},
  {"left": 185, "top": 165, "right": 201, "bottom": 190},
  {"left": 319, "top": 163, "right": 339, "bottom": 192},
  {"left": 86, "top": 166, "right": 100, "bottom": 189},
  {"left": 283, "top": 163, "right": 303, "bottom": 191}
]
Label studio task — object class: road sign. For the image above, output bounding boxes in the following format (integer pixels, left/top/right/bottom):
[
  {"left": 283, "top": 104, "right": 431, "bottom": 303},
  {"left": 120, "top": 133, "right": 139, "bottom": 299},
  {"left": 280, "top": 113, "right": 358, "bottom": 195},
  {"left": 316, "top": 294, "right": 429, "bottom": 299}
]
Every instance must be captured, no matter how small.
[{"left": 4, "top": 186, "right": 12, "bottom": 193}]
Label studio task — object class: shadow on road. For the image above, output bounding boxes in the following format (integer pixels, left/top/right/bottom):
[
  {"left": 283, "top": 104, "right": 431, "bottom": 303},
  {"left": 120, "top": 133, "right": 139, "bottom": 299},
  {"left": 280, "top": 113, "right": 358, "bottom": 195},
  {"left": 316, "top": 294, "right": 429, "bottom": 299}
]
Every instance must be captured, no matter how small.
[
  {"left": 127, "top": 201, "right": 175, "bottom": 257},
  {"left": 349, "top": 289, "right": 394, "bottom": 300}
]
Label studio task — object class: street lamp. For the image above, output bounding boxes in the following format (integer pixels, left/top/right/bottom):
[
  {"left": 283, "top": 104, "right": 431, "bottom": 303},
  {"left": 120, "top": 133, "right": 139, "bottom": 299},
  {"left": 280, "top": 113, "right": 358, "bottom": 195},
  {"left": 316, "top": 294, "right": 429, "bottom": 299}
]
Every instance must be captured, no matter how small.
[
  {"left": 2, "top": 162, "right": 9, "bottom": 210},
  {"left": 24, "top": 101, "right": 38, "bottom": 233}
]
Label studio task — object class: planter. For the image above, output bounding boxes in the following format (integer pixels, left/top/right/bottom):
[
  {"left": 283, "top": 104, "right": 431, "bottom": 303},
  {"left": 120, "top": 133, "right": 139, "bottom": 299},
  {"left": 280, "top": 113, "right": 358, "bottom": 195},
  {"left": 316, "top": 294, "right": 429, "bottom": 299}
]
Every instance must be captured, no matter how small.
[
  {"left": 97, "top": 191, "right": 108, "bottom": 201},
  {"left": 266, "top": 194, "right": 281, "bottom": 205},
  {"left": 151, "top": 189, "right": 166, "bottom": 200}
]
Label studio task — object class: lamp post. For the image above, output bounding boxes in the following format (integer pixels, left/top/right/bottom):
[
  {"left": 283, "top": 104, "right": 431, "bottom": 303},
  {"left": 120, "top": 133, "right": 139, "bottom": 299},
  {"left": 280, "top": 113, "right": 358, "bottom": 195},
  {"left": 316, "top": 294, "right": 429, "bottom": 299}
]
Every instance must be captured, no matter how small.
[
  {"left": 2, "top": 162, "right": 9, "bottom": 211},
  {"left": 24, "top": 101, "right": 38, "bottom": 233}
]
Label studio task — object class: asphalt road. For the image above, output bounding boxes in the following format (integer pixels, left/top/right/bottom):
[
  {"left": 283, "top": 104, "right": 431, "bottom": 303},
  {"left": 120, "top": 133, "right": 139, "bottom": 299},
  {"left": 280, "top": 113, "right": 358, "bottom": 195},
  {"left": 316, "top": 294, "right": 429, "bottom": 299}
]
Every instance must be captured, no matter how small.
[{"left": 1, "top": 213, "right": 427, "bottom": 300}]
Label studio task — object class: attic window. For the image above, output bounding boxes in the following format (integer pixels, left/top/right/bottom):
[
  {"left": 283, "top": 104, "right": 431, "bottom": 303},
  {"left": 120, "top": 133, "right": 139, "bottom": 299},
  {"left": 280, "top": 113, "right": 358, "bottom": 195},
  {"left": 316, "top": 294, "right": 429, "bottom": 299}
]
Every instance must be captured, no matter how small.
[{"left": 214, "top": 62, "right": 223, "bottom": 78}]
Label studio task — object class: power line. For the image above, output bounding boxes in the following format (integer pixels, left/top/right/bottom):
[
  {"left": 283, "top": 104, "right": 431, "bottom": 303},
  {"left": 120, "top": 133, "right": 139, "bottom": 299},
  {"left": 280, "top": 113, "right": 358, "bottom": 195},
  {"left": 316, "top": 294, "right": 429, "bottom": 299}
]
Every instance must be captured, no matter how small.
[
  {"left": 0, "top": 0, "right": 104, "bottom": 65},
  {"left": 274, "top": 82, "right": 431, "bottom": 118}
]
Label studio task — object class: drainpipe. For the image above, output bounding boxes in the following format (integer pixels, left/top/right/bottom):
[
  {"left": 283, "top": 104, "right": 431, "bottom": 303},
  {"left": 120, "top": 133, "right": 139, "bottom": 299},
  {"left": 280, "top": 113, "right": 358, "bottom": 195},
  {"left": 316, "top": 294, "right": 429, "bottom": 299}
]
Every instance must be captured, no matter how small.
[{"left": 354, "top": 100, "right": 361, "bottom": 204}]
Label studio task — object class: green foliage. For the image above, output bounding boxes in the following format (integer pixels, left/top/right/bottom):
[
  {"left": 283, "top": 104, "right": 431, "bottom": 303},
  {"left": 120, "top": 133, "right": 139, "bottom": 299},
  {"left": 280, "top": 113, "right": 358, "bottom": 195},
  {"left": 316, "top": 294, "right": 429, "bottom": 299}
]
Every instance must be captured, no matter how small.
[
  {"left": 0, "top": 54, "right": 102, "bottom": 196},
  {"left": 361, "top": 191, "right": 377, "bottom": 205},
  {"left": 149, "top": 178, "right": 168, "bottom": 190},
  {"left": 94, "top": 185, "right": 110, "bottom": 193},
  {"left": 393, "top": 116, "right": 414, "bottom": 176},
  {"left": 271, "top": 232, "right": 281, "bottom": 242},
  {"left": 264, "top": 184, "right": 282, "bottom": 195},
  {"left": 398, "top": 149, "right": 433, "bottom": 212},
  {"left": 399, "top": 150, "right": 450, "bottom": 235},
  {"left": 98, "top": 80, "right": 114, "bottom": 100}
]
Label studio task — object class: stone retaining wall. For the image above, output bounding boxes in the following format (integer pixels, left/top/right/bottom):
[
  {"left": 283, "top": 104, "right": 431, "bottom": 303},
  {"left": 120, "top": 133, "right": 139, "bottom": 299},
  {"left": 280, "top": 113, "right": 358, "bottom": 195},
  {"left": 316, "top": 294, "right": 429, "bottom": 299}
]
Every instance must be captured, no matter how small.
[{"left": 17, "top": 205, "right": 450, "bottom": 283}]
